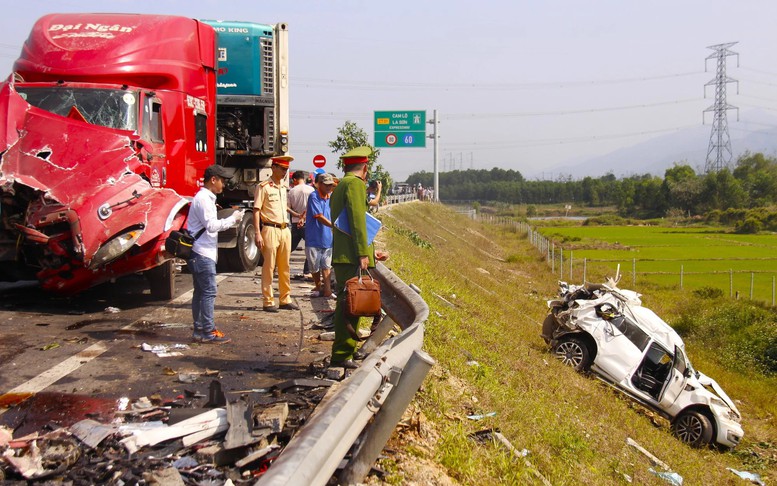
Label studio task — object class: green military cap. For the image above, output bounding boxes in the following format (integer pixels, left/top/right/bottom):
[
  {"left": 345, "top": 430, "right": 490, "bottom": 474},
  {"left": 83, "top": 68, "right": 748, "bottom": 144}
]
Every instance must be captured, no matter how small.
[{"left": 340, "top": 146, "right": 373, "bottom": 164}]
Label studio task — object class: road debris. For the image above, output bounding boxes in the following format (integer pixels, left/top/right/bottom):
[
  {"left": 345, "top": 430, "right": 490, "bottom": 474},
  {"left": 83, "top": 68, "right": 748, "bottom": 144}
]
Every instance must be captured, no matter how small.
[
  {"left": 141, "top": 342, "right": 189, "bottom": 357},
  {"left": 727, "top": 467, "right": 765, "bottom": 486},
  {"left": 0, "top": 379, "right": 329, "bottom": 483}
]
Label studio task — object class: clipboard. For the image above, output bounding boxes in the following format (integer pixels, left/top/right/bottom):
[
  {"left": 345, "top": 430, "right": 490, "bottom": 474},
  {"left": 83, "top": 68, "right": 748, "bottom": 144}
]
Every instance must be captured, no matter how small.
[{"left": 334, "top": 210, "right": 382, "bottom": 246}]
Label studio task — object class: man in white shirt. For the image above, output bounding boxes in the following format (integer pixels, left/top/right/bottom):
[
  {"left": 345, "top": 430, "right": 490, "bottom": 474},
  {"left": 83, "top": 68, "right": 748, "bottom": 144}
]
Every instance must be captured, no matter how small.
[{"left": 187, "top": 165, "right": 244, "bottom": 344}]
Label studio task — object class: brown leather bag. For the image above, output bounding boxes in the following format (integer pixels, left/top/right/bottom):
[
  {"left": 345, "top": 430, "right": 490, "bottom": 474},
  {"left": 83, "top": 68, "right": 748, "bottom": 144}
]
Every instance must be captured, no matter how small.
[{"left": 344, "top": 269, "right": 382, "bottom": 317}]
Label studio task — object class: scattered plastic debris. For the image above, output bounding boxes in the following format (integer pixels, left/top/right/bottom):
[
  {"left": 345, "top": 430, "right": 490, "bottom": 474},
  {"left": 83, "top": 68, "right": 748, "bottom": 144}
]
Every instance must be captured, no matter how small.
[
  {"left": 727, "top": 468, "right": 765, "bottom": 486},
  {"left": 467, "top": 412, "right": 496, "bottom": 420},
  {"left": 649, "top": 468, "right": 684, "bottom": 486},
  {"left": 104, "top": 306, "right": 121, "bottom": 313},
  {"left": 140, "top": 342, "right": 189, "bottom": 357}
]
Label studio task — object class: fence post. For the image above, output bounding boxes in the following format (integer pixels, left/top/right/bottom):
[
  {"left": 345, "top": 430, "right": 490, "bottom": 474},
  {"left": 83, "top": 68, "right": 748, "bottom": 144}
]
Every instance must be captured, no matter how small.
[
  {"left": 730, "top": 269, "right": 733, "bottom": 298},
  {"left": 560, "top": 248, "right": 564, "bottom": 280},
  {"left": 680, "top": 264, "right": 683, "bottom": 290},
  {"left": 569, "top": 251, "right": 573, "bottom": 282},
  {"left": 583, "top": 258, "right": 587, "bottom": 284},
  {"left": 551, "top": 244, "right": 555, "bottom": 273},
  {"left": 632, "top": 258, "right": 636, "bottom": 287},
  {"left": 750, "top": 273, "right": 754, "bottom": 300}
]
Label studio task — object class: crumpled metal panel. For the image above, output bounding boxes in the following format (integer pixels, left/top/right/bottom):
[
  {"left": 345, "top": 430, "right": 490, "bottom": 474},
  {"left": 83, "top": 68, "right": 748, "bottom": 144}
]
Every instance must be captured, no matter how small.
[{"left": 0, "top": 78, "right": 185, "bottom": 292}]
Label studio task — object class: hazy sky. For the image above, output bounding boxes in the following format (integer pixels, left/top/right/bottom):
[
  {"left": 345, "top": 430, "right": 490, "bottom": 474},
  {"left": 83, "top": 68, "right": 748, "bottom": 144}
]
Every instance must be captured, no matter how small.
[{"left": 2, "top": 0, "right": 776, "bottom": 181}]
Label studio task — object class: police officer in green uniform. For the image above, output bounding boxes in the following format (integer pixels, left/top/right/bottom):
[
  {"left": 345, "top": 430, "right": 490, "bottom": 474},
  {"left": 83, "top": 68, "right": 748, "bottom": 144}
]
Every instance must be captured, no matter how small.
[{"left": 330, "top": 147, "right": 388, "bottom": 368}]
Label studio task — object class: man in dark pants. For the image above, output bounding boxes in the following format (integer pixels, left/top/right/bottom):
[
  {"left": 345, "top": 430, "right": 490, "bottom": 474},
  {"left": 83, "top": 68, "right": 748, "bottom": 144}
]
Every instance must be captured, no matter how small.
[
  {"left": 187, "top": 165, "right": 244, "bottom": 343},
  {"left": 329, "top": 147, "right": 388, "bottom": 368},
  {"left": 287, "top": 170, "right": 314, "bottom": 276}
]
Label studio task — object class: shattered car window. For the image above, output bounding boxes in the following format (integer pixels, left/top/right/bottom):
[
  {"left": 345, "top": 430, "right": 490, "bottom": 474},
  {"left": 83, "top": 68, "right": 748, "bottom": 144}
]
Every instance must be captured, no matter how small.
[
  {"left": 16, "top": 87, "right": 138, "bottom": 131},
  {"left": 610, "top": 314, "right": 651, "bottom": 351}
]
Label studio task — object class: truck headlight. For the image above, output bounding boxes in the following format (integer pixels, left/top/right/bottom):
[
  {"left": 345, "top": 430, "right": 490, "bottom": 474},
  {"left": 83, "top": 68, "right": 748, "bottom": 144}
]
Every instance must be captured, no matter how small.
[{"left": 89, "top": 228, "right": 144, "bottom": 269}]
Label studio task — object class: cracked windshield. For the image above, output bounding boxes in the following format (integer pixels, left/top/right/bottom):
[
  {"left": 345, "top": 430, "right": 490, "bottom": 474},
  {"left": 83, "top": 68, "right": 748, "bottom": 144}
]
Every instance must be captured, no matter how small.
[{"left": 17, "top": 87, "right": 138, "bottom": 131}]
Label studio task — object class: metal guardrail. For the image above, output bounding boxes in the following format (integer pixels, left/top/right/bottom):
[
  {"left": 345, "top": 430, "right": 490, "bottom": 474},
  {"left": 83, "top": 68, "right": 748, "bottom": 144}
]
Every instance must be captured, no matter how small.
[{"left": 256, "top": 261, "right": 432, "bottom": 486}]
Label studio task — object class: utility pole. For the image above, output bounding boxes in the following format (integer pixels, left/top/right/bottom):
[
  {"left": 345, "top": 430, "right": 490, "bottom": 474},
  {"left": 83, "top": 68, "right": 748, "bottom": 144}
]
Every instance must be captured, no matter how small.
[
  {"left": 704, "top": 42, "right": 739, "bottom": 173},
  {"left": 428, "top": 109, "right": 439, "bottom": 202}
]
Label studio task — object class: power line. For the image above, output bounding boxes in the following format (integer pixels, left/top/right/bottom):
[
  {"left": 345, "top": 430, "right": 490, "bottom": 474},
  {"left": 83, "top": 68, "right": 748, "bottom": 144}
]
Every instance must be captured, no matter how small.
[
  {"left": 443, "top": 98, "right": 701, "bottom": 120},
  {"left": 291, "top": 97, "right": 702, "bottom": 120},
  {"left": 294, "top": 70, "right": 703, "bottom": 91}
]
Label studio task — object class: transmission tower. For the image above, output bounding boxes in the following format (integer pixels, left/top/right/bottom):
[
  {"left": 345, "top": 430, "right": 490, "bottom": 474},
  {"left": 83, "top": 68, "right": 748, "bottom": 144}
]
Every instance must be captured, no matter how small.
[{"left": 703, "top": 42, "right": 739, "bottom": 173}]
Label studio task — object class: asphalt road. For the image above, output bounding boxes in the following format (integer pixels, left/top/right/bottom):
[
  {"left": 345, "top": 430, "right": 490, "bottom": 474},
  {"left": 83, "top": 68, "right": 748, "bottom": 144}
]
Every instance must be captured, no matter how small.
[{"left": 0, "top": 249, "right": 335, "bottom": 436}]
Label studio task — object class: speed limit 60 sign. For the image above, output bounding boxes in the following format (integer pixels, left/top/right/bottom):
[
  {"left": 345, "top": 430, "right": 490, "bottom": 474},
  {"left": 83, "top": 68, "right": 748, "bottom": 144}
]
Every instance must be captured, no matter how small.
[{"left": 374, "top": 110, "right": 426, "bottom": 148}]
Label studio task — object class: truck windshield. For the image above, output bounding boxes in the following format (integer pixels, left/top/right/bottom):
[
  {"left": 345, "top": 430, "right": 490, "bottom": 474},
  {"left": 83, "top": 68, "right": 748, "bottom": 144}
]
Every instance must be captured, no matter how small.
[{"left": 16, "top": 87, "right": 138, "bottom": 131}]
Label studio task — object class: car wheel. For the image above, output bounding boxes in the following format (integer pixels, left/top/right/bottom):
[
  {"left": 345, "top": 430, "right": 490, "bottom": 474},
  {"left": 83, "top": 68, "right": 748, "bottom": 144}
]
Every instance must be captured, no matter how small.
[
  {"left": 673, "top": 410, "right": 713, "bottom": 447},
  {"left": 552, "top": 336, "right": 592, "bottom": 371}
]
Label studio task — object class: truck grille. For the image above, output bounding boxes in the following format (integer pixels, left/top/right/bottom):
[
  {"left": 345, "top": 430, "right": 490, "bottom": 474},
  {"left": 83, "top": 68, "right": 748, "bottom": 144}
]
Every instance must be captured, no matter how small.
[{"left": 261, "top": 38, "right": 274, "bottom": 96}]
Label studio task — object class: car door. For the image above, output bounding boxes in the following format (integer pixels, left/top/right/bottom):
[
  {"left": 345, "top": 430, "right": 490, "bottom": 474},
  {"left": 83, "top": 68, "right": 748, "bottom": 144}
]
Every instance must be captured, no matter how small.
[
  {"left": 658, "top": 345, "right": 689, "bottom": 411},
  {"left": 591, "top": 315, "right": 644, "bottom": 384}
]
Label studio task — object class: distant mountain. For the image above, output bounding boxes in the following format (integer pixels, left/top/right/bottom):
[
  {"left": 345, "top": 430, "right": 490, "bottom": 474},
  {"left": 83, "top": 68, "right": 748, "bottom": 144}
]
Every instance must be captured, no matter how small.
[{"left": 540, "top": 109, "right": 777, "bottom": 179}]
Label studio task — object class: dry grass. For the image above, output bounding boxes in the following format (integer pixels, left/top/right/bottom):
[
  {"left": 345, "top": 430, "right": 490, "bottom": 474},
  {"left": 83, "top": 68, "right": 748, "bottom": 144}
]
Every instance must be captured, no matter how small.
[{"left": 373, "top": 202, "right": 775, "bottom": 485}]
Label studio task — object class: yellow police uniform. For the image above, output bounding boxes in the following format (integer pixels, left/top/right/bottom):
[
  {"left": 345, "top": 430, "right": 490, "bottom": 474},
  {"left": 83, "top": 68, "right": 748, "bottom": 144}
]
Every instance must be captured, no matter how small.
[{"left": 254, "top": 178, "right": 292, "bottom": 307}]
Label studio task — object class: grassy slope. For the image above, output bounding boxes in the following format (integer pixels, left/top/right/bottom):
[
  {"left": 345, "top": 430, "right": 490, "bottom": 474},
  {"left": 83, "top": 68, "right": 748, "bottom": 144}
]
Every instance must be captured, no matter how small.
[{"left": 374, "top": 202, "right": 776, "bottom": 485}]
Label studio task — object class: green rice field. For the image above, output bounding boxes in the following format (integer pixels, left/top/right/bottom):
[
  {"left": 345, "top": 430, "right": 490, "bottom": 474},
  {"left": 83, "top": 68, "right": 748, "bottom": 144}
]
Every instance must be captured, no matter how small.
[{"left": 536, "top": 225, "right": 777, "bottom": 304}]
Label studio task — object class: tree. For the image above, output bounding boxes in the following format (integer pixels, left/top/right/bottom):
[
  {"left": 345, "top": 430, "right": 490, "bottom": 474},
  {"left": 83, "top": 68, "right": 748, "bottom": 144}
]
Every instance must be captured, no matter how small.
[{"left": 328, "top": 121, "right": 392, "bottom": 200}]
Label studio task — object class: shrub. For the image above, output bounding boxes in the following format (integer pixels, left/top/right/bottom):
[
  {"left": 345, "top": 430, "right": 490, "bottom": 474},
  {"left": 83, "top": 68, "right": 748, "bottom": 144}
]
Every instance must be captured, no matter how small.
[
  {"left": 526, "top": 205, "right": 537, "bottom": 217},
  {"left": 735, "top": 217, "right": 762, "bottom": 234},
  {"left": 692, "top": 286, "right": 724, "bottom": 299}
]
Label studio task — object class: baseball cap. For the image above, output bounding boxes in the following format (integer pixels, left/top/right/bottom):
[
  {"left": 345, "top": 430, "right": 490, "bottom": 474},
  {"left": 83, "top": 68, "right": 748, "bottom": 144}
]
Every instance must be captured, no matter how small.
[{"left": 204, "top": 165, "right": 232, "bottom": 180}]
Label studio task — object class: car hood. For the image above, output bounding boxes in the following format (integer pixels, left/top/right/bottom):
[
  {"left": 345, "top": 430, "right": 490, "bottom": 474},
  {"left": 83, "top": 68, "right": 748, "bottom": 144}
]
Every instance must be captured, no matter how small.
[
  {"left": 695, "top": 371, "right": 740, "bottom": 415},
  {"left": 0, "top": 77, "right": 185, "bottom": 264}
]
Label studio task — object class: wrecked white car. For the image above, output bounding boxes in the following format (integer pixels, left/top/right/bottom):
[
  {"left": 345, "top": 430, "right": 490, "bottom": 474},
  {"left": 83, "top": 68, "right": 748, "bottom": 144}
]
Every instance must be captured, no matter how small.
[{"left": 542, "top": 280, "right": 743, "bottom": 449}]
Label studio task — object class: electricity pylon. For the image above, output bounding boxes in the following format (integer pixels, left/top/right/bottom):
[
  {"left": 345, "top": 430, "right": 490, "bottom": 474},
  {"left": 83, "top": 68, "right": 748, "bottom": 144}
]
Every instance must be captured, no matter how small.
[{"left": 704, "top": 42, "right": 739, "bottom": 173}]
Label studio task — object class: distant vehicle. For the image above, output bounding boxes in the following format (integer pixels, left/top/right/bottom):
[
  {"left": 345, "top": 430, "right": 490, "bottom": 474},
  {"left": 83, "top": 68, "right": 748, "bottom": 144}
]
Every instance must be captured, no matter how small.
[{"left": 542, "top": 279, "right": 743, "bottom": 449}]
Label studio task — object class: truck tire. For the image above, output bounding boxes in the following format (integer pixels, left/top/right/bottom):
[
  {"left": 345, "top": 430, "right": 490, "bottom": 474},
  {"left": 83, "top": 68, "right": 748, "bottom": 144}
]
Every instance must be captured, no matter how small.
[
  {"left": 146, "top": 259, "right": 175, "bottom": 300},
  {"left": 221, "top": 213, "right": 262, "bottom": 272}
]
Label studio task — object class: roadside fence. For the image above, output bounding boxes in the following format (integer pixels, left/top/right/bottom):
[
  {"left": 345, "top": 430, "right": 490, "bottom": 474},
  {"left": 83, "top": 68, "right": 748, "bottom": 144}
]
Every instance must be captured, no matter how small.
[{"left": 473, "top": 213, "right": 777, "bottom": 307}]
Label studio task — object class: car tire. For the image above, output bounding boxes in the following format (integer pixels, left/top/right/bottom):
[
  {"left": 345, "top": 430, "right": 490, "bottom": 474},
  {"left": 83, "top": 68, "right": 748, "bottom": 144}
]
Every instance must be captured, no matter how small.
[
  {"left": 673, "top": 410, "right": 714, "bottom": 447},
  {"left": 552, "top": 336, "right": 592, "bottom": 371}
]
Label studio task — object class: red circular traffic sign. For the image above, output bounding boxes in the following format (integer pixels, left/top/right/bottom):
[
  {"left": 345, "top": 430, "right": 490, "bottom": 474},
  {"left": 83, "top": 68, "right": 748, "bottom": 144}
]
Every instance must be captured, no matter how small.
[
  {"left": 385, "top": 134, "right": 397, "bottom": 146},
  {"left": 313, "top": 154, "right": 326, "bottom": 168}
]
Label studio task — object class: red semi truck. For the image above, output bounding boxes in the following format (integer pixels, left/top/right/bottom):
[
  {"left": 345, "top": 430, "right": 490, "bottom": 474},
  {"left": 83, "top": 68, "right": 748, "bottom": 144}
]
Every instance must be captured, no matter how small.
[{"left": 0, "top": 14, "right": 289, "bottom": 298}]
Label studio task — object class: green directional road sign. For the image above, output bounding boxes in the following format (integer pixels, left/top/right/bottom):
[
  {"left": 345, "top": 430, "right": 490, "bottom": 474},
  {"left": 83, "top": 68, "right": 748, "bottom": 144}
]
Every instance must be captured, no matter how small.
[{"left": 374, "top": 110, "right": 426, "bottom": 148}]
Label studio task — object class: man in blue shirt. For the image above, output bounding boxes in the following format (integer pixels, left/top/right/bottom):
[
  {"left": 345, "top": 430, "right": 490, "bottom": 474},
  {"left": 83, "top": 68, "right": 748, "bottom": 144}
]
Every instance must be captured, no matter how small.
[
  {"left": 305, "top": 173, "right": 335, "bottom": 298},
  {"left": 187, "top": 165, "right": 244, "bottom": 344}
]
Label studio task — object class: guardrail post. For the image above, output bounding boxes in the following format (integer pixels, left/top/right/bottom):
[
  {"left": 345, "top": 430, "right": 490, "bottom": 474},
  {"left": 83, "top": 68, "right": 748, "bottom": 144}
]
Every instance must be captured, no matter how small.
[{"left": 339, "top": 350, "right": 435, "bottom": 484}]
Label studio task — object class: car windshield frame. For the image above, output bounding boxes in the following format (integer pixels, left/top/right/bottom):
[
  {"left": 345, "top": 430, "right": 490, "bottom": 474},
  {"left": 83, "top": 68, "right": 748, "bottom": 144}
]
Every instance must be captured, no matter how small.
[{"left": 16, "top": 86, "right": 139, "bottom": 132}]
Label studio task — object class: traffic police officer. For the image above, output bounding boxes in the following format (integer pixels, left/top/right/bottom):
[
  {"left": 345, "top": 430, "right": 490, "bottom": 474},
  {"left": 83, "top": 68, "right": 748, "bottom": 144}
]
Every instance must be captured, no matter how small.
[{"left": 253, "top": 155, "right": 299, "bottom": 312}]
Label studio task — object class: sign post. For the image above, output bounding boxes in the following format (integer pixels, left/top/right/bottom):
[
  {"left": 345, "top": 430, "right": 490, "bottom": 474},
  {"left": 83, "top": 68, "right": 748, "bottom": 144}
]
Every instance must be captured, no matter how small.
[{"left": 374, "top": 111, "right": 426, "bottom": 148}]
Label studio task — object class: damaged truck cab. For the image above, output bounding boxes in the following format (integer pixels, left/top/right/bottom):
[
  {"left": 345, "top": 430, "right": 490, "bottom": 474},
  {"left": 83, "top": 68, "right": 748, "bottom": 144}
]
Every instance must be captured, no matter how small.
[
  {"left": 0, "top": 14, "right": 288, "bottom": 297},
  {"left": 543, "top": 281, "right": 744, "bottom": 449}
]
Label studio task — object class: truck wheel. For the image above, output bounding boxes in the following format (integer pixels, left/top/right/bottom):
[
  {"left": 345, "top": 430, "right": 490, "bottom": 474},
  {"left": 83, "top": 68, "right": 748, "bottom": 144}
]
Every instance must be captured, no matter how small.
[
  {"left": 146, "top": 260, "right": 175, "bottom": 300},
  {"left": 553, "top": 336, "right": 592, "bottom": 371},
  {"left": 672, "top": 410, "right": 713, "bottom": 447},
  {"left": 222, "top": 213, "right": 262, "bottom": 272}
]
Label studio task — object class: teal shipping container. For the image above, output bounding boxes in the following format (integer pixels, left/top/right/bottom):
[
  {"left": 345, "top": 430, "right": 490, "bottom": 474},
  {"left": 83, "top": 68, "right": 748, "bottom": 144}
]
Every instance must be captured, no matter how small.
[{"left": 201, "top": 20, "right": 275, "bottom": 97}]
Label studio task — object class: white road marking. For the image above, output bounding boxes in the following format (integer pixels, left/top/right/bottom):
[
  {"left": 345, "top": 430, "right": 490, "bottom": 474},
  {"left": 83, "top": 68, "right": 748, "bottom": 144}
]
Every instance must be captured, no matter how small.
[{"left": 0, "top": 275, "right": 227, "bottom": 413}]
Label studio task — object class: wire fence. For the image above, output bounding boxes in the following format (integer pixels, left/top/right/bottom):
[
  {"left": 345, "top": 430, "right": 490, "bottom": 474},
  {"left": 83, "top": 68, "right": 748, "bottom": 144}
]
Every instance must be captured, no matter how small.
[{"left": 474, "top": 213, "right": 777, "bottom": 307}]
